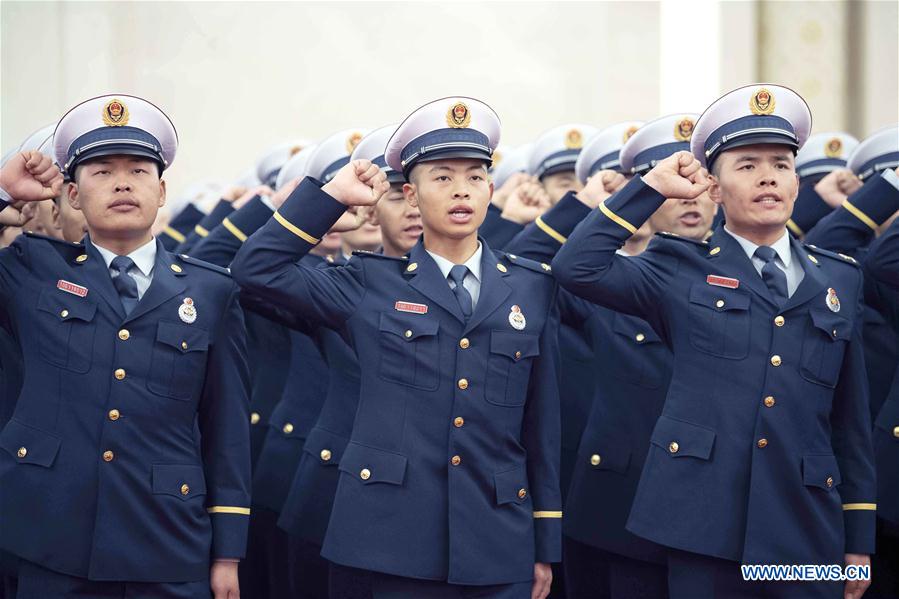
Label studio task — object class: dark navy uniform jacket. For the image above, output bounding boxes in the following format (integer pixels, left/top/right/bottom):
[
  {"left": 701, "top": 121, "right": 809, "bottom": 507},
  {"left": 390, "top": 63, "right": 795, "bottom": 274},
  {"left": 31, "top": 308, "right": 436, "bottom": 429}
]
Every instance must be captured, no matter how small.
[
  {"left": 0, "top": 234, "right": 251, "bottom": 582},
  {"left": 480, "top": 203, "right": 524, "bottom": 250},
  {"left": 175, "top": 199, "right": 235, "bottom": 256},
  {"left": 553, "top": 177, "right": 877, "bottom": 565},
  {"left": 160, "top": 203, "right": 205, "bottom": 251},
  {"left": 231, "top": 178, "right": 562, "bottom": 585},
  {"left": 506, "top": 193, "right": 671, "bottom": 564},
  {"left": 864, "top": 219, "right": 899, "bottom": 525}
]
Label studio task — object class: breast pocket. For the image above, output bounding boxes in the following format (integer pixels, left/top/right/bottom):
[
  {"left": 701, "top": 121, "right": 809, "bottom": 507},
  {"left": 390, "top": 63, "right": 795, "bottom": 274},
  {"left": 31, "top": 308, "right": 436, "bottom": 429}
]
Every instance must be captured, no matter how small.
[
  {"left": 378, "top": 312, "right": 439, "bottom": 391},
  {"left": 147, "top": 321, "right": 210, "bottom": 400},
  {"left": 800, "top": 310, "right": 851, "bottom": 388},
  {"left": 35, "top": 289, "right": 98, "bottom": 373},
  {"left": 687, "top": 284, "right": 751, "bottom": 359},
  {"left": 485, "top": 331, "right": 540, "bottom": 407},
  {"left": 608, "top": 313, "right": 665, "bottom": 389}
]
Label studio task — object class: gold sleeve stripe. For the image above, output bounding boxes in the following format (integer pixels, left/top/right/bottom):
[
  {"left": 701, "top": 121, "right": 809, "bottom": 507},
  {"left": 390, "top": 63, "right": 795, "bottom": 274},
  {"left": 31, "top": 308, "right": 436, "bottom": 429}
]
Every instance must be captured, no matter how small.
[
  {"left": 222, "top": 218, "right": 248, "bottom": 243},
  {"left": 163, "top": 226, "right": 186, "bottom": 243},
  {"left": 598, "top": 202, "right": 637, "bottom": 235},
  {"left": 274, "top": 211, "right": 320, "bottom": 245},
  {"left": 194, "top": 224, "right": 209, "bottom": 238},
  {"left": 786, "top": 219, "right": 804, "bottom": 238},
  {"left": 533, "top": 511, "right": 563, "bottom": 518},
  {"left": 842, "top": 503, "right": 876, "bottom": 511},
  {"left": 841, "top": 200, "right": 878, "bottom": 231},
  {"left": 207, "top": 506, "right": 251, "bottom": 515},
  {"left": 535, "top": 216, "right": 567, "bottom": 244}
]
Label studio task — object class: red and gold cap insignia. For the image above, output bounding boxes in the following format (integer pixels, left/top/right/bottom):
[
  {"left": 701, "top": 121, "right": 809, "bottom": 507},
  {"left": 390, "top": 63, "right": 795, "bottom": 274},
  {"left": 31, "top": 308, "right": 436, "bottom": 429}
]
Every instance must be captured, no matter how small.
[
  {"left": 749, "top": 87, "right": 776, "bottom": 115},
  {"left": 346, "top": 132, "right": 363, "bottom": 153},
  {"left": 102, "top": 99, "right": 129, "bottom": 127},
  {"left": 446, "top": 102, "right": 471, "bottom": 129},
  {"left": 564, "top": 129, "right": 583, "bottom": 150},
  {"left": 824, "top": 137, "right": 843, "bottom": 158},
  {"left": 674, "top": 117, "right": 695, "bottom": 142}
]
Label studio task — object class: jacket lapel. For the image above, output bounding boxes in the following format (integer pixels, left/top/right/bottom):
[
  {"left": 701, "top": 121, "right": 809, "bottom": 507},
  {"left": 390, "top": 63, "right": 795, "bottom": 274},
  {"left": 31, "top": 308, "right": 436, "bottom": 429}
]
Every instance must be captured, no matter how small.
[
  {"left": 781, "top": 238, "right": 827, "bottom": 313},
  {"left": 79, "top": 237, "right": 127, "bottom": 320},
  {"left": 404, "top": 241, "right": 466, "bottom": 323},
  {"left": 706, "top": 227, "right": 779, "bottom": 310},
  {"left": 123, "top": 240, "right": 187, "bottom": 324},
  {"left": 463, "top": 241, "right": 512, "bottom": 335}
]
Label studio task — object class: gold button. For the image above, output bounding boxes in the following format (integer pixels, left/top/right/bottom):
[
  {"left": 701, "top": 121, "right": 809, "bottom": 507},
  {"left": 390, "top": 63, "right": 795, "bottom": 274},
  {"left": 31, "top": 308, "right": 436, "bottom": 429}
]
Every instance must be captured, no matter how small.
[
  {"left": 459, "top": 338, "right": 470, "bottom": 349},
  {"left": 181, "top": 483, "right": 190, "bottom": 496},
  {"left": 250, "top": 412, "right": 260, "bottom": 425},
  {"left": 60, "top": 309, "right": 69, "bottom": 318},
  {"left": 406, "top": 262, "right": 418, "bottom": 272},
  {"left": 451, "top": 455, "right": 461, "bottom": 466},
  {"left": 108, "top": 409, "right": 120, "bottom": 421},
  {"left": 764, "top": 396, "right": 775, "bottom": 408},
  {"left": 170, "top": 264, "right": 183, "bottom": 273},
  {"left": 103, "top": 450, "right": 114, "bottom": 462},
  {"left": 518, "top": 488, "right": 527, "bottom": 499},
  {"left": 181, "top": 341, "right": 188, "bottom": 350},
  {"left": 457, "top": 378, "right": 469, "bottom": 390},
  {"left": 757, "top": 438, "right": 768, "bottom": 449},
  {"left": 118, "top": 329, "right": 130, "bottom": 341},
  {"left": 825, "top": 476, "right": 834, "bottom": 488},
  {"left": 283, "top": 423, "right": 294, "bottom": 434},
  {"left": 114, "top": 368, "right": 126, "bottom": 380},
  {"left": 16, "top": 447, "right": 26, "bottom": 458},
  {"left": 770, "top": 355, "right": 782, "bottom": 367},
  {"left": 454, "top": 417, "right": 465, "bottom": 428},
  {"left": 541, "top": 263, "right": 551, "bottom": 272},
  {"left": 75, "top": 254, "right": 88, "bottom": 263},
  {"left": 514, "top": 351, "right": 522, "bottom": 360},
  {"left": 668, "top": 442, "right": 679, "bottom": 454},
  {"left": 774, "top": 316, "right": 785, "bottom": 327},
  {"left": 635, "top": 333, "right": 646, "bottom": 342},
  {"left": 808, "top": 254, "right": 819, "bottom": 265},
  {"left": 709, "top": 246, "right": 721, "bottom": 256},
  {"left": 590, "top": 454, "right": 601, "bottom": 466},
  {"left": 496, "top": 263, "right": 508, "bottom": 273},
  {"left": 404, "top": 330, "right": 413, "bottom": 339},
  {"left": 320, "top": 449, "right": 332, "bottom": 462},
  {"left": 893, "top": 426, "right": 899, "bottom": 438},
  {"left": 715, "top": 299, "right": 725, "bottom": 308},
  {"left": 360, "top": 468, "right": 371, "bottom": 480}
]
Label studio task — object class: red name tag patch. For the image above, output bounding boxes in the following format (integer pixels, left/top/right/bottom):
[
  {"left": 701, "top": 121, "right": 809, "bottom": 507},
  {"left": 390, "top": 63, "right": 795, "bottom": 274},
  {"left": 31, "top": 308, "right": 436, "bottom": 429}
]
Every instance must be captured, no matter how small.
[
  {"left": 395, "top": 301, "right": 428, "bottom": 314},
  {"left": 706, "top": 275, "right": 740, "bottom": 289},
  {"left": 57, "top": 279, "right": 88, "bottom": 297}
]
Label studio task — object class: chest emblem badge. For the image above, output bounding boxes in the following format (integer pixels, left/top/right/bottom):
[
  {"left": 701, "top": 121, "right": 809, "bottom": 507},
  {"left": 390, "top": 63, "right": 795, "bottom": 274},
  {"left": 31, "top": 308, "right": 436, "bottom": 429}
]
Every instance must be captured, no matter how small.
[
  {"left": 508, "top": 304, "right": 527, "bottom": 331},
  {"left": 179, "top": 297, "right": 198, "bottom": 324},
  {"left": 826, "top": 288, "right": 841, "bottom": 313}
]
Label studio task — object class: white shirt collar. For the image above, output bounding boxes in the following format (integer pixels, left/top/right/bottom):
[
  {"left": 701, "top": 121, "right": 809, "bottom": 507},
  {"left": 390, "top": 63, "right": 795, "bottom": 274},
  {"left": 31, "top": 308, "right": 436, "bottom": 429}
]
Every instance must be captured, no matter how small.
[
  {"left": 724, "top": 226, "right": 792, "bottom": 268},
  {"left": 426, "top": 241, "right": 483, "bottom": 282},
  {"left": 94, "top": 237, "right": 158, "bottom": 277}
]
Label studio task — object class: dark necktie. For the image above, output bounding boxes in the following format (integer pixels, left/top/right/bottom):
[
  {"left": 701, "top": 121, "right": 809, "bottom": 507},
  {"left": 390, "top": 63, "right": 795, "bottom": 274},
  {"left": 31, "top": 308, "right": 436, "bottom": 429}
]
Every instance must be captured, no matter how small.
[
  {"left": 110, "top": 256, "right": 139, "bottom": 315},
  {"left": 754, "top": 246, "right": 789, "bottom": 305},
  {"left": 448, "top": 265, "right": 473, "bottom": 318}
]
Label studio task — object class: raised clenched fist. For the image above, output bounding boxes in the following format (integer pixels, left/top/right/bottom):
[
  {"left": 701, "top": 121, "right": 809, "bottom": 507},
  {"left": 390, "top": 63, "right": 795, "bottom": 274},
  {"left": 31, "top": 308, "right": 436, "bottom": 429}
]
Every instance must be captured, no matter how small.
[
  {"left": 322, "top": 159, "right": 389, "bottom": 208},
  {"left": 576, "top": 170, "right": 628, "bottom": 209},
  {"left": 642, "top": 151, "right": 710, "bottom": 201},
  {"left": 0, "top": 151, "right": 63, "bottom": 203}
]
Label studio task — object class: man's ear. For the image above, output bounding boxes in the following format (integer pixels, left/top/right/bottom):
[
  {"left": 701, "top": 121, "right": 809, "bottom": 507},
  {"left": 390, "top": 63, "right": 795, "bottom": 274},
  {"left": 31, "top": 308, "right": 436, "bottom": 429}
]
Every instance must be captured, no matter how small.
[
  {"left": 158, "top": 179, "right": 167, "bottom": 208},
  {"left": 67, "top": 181, "right": 81, "bottom": 210},
  {"left": 707, "top": 173, "right": 723, "bottom": 206},
  {"left": 403, "top": 182, "right": 418, "bottom": 209},
  {"left": 487, "top": 180, "right": 494, "bottom": 202},
  {"left": 50, "top": 201, "right": 62, "bottom": 228}
]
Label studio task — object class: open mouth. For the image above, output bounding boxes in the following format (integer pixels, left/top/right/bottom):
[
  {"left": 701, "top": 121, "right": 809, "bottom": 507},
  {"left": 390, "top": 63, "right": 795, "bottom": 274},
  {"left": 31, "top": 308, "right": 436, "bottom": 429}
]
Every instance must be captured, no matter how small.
[
  {"left": 753, "top": 193, "right": 782, "bottom": 206},
  {"left": 403, "top": 224, "right": 423, "bottom": 236},
  {"left": 448, "top": 204, "right": 474, "bottom": 224},
  {"left": 679, "top": 211, "right": 702, "bottom": 226}
]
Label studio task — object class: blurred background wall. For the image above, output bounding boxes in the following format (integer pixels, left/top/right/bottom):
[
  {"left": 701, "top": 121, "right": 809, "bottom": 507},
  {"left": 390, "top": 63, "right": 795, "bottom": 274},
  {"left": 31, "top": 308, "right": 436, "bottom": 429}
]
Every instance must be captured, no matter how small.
[{"left": 2, "top": 0, "right": 897, "bottom": 214}]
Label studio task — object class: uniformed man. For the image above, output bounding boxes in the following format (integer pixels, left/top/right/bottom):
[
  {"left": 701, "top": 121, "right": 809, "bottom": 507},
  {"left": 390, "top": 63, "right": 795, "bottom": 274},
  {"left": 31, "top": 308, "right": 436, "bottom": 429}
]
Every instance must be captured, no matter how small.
[
  {"left": 529, "top": 124, "right": 599, "bottom": 205},
  {"left": 480, "top": 144, "right": 535, "bottom": 247},
  {"left": 0, "top": 94, "right": 251, "bottom": 599},
  {"left": 787, "top": 132, "right": 860, "bottom": 239},
  {"left": 231, "top": 96, "right": 562, "bottom": 599},
  {"left": 158, "top": 194, "right": 206, "bottom": 250},
  {"left": 553, "top": 84, "right": 876, "bottom": 599}
]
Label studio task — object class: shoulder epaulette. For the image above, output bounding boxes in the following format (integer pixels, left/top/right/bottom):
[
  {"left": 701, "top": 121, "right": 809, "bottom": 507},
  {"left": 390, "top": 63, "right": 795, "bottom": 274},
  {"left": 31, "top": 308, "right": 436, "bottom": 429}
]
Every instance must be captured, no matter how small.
[
  {"left": 24, "top": 231, "right": 83, "bottom": 248},
  {"left": 177, "top": 254, "right": 232, "bottom": 276},
  {"left": 500, "top": 252, "right": 553, "bottom": 275},
  {"left": 804, "top": 244, "right": 860, "bottom": 268},
  {"left": 351, "top": 250, "right": 409, "bottom": 262},
  {"left": 655, "top": 231, "right": 709, "bottom": 247}
]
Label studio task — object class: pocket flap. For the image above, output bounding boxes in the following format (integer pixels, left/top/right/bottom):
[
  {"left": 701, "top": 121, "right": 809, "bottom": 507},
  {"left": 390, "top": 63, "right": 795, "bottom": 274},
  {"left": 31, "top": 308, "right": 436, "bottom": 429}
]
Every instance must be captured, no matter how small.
[
  {"left": 490, "top": 331, "right": 540, "bottom": 360},
  {"left": 494, "top": 465, "right": 530, "bottom": 505},
  {"left": 650, "top": 415, "right": 716, "bottom": 460},
  {"left": 338, "top": 442, "right": 407, "bottom": 485},
  {"left": 302, "top": 427, "right": 349, "bottom": 465},
  {"left": 612, "top": 313, "right": 661, "bottom": 344},
  {"left": 689, "top": 284, "right": 751, "bottom": 312},
  {"left": 0, "top": 419, "right": 61, "bottom": 467},
  {"left": 156, "top": 321, "right": 210, "bottom": 353},
  {"left": 37, "top": 289, "right": 97, "bottom": 322},
  {"left": 152, "top": 464, "right": 207, "bottom": 499},
  {"left": 809, "top": 310, "right": 851, "bottom": 342},
  {"left": 874, "top": 400, "right": 899, "bottom": 435},
  {"left": 578, "top": 436, "right": 632, "bottom": 474},
  {"left": 802, "top": 454, "right": 842, "bottom": 490},
  {"left": 379, "top": 312, "right": 439, "bottom": 341}
]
